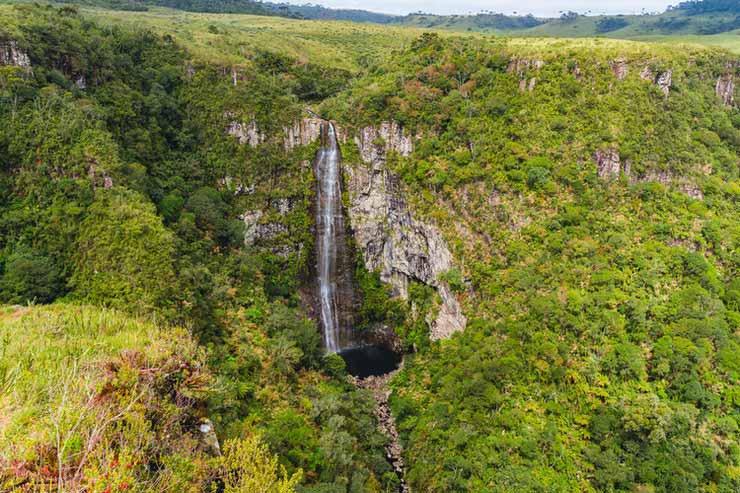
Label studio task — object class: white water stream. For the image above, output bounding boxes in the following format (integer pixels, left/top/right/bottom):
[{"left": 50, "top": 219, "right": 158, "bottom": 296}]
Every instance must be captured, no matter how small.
[{"left": 315, "top": 122, "right": 343, "bottom": 352}]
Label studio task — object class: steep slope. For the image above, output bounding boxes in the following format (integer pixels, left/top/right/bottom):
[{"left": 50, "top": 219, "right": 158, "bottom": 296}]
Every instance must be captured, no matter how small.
[
  {"left": 323, "top": 33, "right": 740, "bottom": 492},
  {"left": 0, "top": 5, "right": 401, "bottom": 492},
  {"left": 2, "top": 3, "right": 740, "bottom": 492}
]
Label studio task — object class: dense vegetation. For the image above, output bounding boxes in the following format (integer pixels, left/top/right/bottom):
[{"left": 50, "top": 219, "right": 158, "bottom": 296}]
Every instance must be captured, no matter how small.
[
  {"left": 0, "top": 5, "right": 398, "bottom": 492},
  {"left": 324, "top": 32, "right": 740, "bottom": 492},
  {"left": 1, "top": 2, "right": 739, "bottom": 493},
  {"left": 673, "top": 0, "right": 739, "bottom": 14}
]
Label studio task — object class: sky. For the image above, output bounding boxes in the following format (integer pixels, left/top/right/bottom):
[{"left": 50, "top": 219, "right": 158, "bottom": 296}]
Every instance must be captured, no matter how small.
[{"left": 286, "top": 0, "right": 677, "bottom": 17}]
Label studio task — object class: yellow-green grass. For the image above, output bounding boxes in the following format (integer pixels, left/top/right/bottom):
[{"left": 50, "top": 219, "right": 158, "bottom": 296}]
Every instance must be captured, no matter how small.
[
  {"left": 629, "top": 30, "right": 740, "bottom": 54},
  {"left": 80, "top": 6, "right": 449, "bottom": 71},
  {"left": 0, "top": 304, "right": 182, "bottom": 461}
]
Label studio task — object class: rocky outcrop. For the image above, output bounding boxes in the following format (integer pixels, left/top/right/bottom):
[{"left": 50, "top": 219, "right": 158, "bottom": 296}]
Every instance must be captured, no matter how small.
[
  {"left": 352, "top": 369, "right": 408, "bottom": 493},
  {"left": 283, "top": 117, "right": 323, "bottom": 151},
  {"left": 573, "top": 62, "right": 582, "bottom": 81},
  {"left": 509, "top": 58, "right": 544, "bottom": 93},
  {"left": 640, "top": 66, "right": 672, "bottom": 96},
  {"left": 347, "top": 123, "right": 466, "bottom": 340},
  {"left": 716, "top": 72, "right": 735, "bottom": 107},
  {"left": 611, "top": 58, "right": 628, "bottom": 80},
  {"left": 656, "top": 71, "right": 673, "bottom": 96},
  {"left": 227, "top": 119, "right": 265, "bottom": 147},
  {"left": 595, "top": 147, "right": 703, "bottom": 199},
  {"left": 242, "top": 197, "right": 299, "bottom": 255},
  {"left": 228, "top": 116, "right": 342, "bottom": 151},
  {"left": 633, "top": 170, "right": 704, "bottom": 200},
  {"left": 507, "top": 58, "right": 545, "bottom": 75},
  {"left": 595, "top": 147, "right": 630, "bottom": 179},
  {"left": 242, "top": 210, "right": 265, "bottom": 246},
  {"left": 355, "top": 122, "right": 414, "bottom": 162},
  {"left": 0, "top": 40, "right": 30, "bottom": 68}
]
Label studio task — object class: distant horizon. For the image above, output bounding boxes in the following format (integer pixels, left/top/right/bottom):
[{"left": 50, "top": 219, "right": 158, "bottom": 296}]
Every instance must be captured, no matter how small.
[{"left": 277, "top": 0, "right": 677, "bottom": 17}]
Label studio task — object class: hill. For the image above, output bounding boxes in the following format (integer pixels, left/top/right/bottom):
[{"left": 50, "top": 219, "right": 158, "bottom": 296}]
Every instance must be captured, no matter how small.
[
  {"left": 321, "top": 31, "right": 740, "bottom": 492},
  {"left": 0, "top": 6, "right": 410, "bottom": 490}
]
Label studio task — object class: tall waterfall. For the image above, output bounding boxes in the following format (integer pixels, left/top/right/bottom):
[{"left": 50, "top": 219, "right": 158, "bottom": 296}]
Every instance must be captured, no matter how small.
[{"left": 314, "top": 121, "right": 352, "bottom": 353}]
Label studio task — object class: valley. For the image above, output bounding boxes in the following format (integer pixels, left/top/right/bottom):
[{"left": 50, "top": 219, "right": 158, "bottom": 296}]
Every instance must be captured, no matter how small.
[{"left": 0, "top": 1, "right": 738, "bottom": 492}]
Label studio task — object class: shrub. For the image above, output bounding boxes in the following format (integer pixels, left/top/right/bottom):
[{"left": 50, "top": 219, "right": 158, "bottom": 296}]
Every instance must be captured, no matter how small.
[{"left": 0, "top": 248, "right": 64, "bottom": 303}]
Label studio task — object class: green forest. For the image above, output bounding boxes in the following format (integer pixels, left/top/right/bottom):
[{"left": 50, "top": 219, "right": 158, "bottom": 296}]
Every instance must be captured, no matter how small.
[{"left": 0, "top": 1, "right": 739, "bottom": 492}]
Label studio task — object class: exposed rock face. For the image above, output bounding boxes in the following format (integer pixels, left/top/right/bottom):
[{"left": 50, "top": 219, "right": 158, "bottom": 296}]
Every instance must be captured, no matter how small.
[
  {"left": 634, "top": 170, "right": 704, "bottom": 200},
  {"left": 242, "top": 210, "right": 265, "bottom": 246},
  {"left": 509, "top": 58, "right": 544, "bottom": 93},
  {"left": 355, "top": 121, "right": 414, "bottom": 162},
  {"left": 227, "top": 120, "right": 265, "bottom": 147},
  {"left": 595, "top": 147, "right": 630, "bottom": 179},
  {"left": 573, "top": 62, "right": 582, "bottom": 81},
  {"left": 348, "top": 123, "right": 466, "bottom": 340},
  {"left": 241, "top": 197, "right": 299, "bottom": 256},
  {"left": 656, "top": 71, "right": 672, "bottom": 96},
  {"left": 716, "top": 72, "right": 736, "bottom": 107},
  {"left": 507, "top": 58, "right": 545, "bottom": 75},
  {"left": 640, "top": 66, "right": 672, "bottom": 96},
  {"left": 595, "top": 147, "right": 702, "bottom": 199},
  {"left": 283, "top": 117, "right": 323, "bottom": 151},
  {"left": 611, "top": 58, "right": 628, "bottom": 80},
  {"left": 0, "top": 40, "right": 30, "bottom": 68},
  {"left": 228, "top": 116, "right": 343, "bottom": 151}
]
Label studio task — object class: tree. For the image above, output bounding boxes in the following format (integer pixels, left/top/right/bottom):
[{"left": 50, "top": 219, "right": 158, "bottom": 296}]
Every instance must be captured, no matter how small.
[
  {"left": 0, "top": 248, "right": 64, "bottom": 303},
  {"left": 221, "top": 435, "right": 302, "bottom": 493},
  {"left": 70, "top": 188, "right": 176, "bottom": 311}
]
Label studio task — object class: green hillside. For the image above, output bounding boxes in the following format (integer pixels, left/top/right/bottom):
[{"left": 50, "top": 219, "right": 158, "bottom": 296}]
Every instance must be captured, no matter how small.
[
  {"left": 0, "top": 2, "right": 738, "bottom": 492},
  {"left": 323, "top": 31, "right": 740, "bottom": 492}
]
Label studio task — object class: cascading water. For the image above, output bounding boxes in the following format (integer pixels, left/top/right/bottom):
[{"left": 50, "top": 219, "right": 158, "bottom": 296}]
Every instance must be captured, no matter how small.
[
  {"left": 313, "top": 118, "right": 406, "bottom": 491},
  {"left": 314, "top": 121, "right": 347, "bottom": 353}
]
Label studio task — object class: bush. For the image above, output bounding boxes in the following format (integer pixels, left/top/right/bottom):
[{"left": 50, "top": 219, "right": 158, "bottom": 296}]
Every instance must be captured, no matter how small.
[
  {"left": 596, "top": 17, "right": 629, "bottom": 33},
  {"left": 70, "top": 188, "right": 176, "bottom": 311},
  {"left": 0, "top": 248, "right": 64, "bottom": 303}
]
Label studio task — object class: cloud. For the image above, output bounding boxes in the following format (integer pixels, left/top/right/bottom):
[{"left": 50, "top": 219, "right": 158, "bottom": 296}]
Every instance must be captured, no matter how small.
[{"left": 284, "top": 0, "right": 674, "bottom": 17}]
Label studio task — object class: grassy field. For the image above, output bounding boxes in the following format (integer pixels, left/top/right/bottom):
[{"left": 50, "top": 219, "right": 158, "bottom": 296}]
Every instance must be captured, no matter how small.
[
  {"left": 0, "top": 305, "right": 174, "bottom": 456},
  {"left": 630, "top": 30, "right": 740, "bottom": 54},
  {"left": 2, "top": 2, "right": 735, "bottom": 72},
  {"left": 81, "top": 6, "right": 740, "bottom": 59},
  {"left": 82, "top": 6, "right": 442, "bottom": 70}
]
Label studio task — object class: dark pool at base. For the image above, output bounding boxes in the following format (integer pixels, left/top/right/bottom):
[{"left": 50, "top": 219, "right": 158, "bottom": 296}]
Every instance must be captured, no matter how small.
[{"left": 338, "top": 345, "right": 401, "bottom": 378}]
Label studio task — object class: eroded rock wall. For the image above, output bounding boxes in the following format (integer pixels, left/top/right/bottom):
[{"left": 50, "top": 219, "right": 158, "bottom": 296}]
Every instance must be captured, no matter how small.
[
  {"left": 0, "top": 40, "right": 30, "bottom": 68},
  {"left": 347, "top": 123, "right": 466, "bottom": 340}
]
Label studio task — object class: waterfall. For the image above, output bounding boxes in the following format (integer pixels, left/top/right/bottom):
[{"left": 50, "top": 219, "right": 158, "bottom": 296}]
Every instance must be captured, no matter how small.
[{"left": 315, "top": 121, "right": 348, "bottom": 353}]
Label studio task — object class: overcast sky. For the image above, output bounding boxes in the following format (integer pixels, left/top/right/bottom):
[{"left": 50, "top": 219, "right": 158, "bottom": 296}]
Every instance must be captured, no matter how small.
[{"left": 287, "top": 0, "right": 676, "bottom": 17}]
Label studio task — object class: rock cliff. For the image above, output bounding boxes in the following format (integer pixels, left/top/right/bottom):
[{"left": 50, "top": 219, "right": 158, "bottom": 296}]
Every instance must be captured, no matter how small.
[
  {"left": 283, "top": 117, "right": 323, "bottom": 151},
  {"left": 347, "top": 123, "right": 466, "bottom": 340},
  {"left": 595, "top": 147, "right": 630, "bottom": 179},
  {"left": 716, "top": 69, "right": 736, "bottom": 107},
  {"left": 640, "top": 66, "right": 672, "bottom": 96},
  {"left": 228, "top": 116, "right": 467, "bottom": 340},
  {"left": 0, "top": 40, "right": 30, "bottom": 68},
  {"left": 595, "top": 147, "right": 704, "bottom": 199}
]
